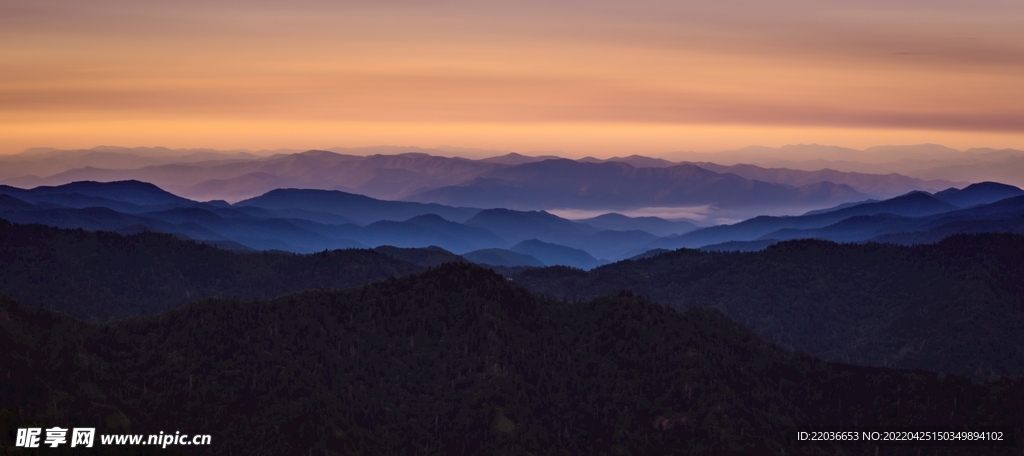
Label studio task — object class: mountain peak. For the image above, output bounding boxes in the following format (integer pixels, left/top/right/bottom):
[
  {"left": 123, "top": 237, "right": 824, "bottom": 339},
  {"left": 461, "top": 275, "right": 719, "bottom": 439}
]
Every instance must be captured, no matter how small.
[
  {"left": 933, "top": 181, "right": 1024, "bottom": 208},
  {"left": 479, "top": 152, "right": 560, "bottom": 165},
  {"left": 510, "top": 238, "right": 603, "bottom": 269},
  {"left": 296, "top": 149, "right": 340, "bottom": 157},
  {"left": 237, "top": 188, "right": 376, "bottom": 207},
  {"left": 43, "top": 179, "right": 156, "bottom": 190},
  {"left": 29, "top": 180, "right": 192, "bottom": 206},
  {"left": 962, "top": 181, "right": 1022, "bottom": 191}
]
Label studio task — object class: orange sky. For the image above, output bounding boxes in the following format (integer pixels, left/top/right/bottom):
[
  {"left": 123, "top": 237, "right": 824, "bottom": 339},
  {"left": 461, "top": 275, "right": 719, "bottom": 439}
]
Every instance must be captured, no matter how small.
[{"left": 2, "top": 0, "right": 1023, "bottom": 157}]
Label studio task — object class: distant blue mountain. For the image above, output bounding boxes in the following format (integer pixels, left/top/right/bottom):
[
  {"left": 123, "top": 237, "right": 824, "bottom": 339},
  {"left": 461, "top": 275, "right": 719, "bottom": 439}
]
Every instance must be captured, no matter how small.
[
  {"left": 139, "top": 206, "right": 363, "bottom": 252},
  {"left": 690, "top": 162, "right": 959, "bottom": 197},
  {"left": 5, "top": 178, "right": 1020, "bottom": 260},
  {"left": 762, "top": 214, "right": 920, "bottom": 243},
  {"left": 577, "top": 213, "right": 696, "bottom": 237},
  {"left": 867, "top": 196, "right": 1024, "bottom": 245},
  {"left": 584, "top": 230, "right": 660, "bottom": 261},
  {"left": 408, "top": 159, "right": 869, "bottom": 210},
  {"left": 235, "top": 188, "right": 480, "bottom": 224},
  {"left": 802, "top": 191, "right": 958, "bottom": 218},
  {"left": 5, "top": 147, "right": 984, "bottom": 206},
  {"left": 0, "top": 181, "right": 672, "bottom": 258},
  {"left": 360, "top": 214, "right": 506, "bottom": 254},
  {"left": 636, "top": 192, "right": 1024, "bottom": 253},
  {"left": 251, "top": 207, "right": 356, "bottom": 225},
  {"left": 452, "top": 209, "right": 665, "bottom": 260},
  {"left": 757, "top": 195, "right": 1024, "bottom": 245},
  {"left": 0, "top": 180, "right": 194, "bottom": 208},
  {"left": 464, "top": 208, "right": 598, "bottom": 246},
  {"left": 940, "top": 194, "right": 1024, "bottom": 218},
  {"left": 510, "top": 239, "right": 604, "bottom": 270},
  {"left": 0, "top": 182, "right": 366, "bottom": 252},
  {"left": 932, "top": 182, "right": 1024, "bottom": 208},
  {"left": 0, "top": 191, "right": 150, "bottom": 214},
  {"left": 656, "top": 191, "right": 960, "bottom": 249},
  {"left": 801, "top": 199, "right": 880, "bottom": 216},
  {"left": 0, "top": 194, "right": 36, "bottom": 211}
]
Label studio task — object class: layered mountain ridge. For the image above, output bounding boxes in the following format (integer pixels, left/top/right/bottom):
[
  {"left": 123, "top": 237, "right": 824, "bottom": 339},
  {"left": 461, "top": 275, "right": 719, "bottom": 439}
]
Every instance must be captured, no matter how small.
[
  {"left": 0, "top": 146, "right": 971, "bottom": 205},
  {"left": 2, "top": 178, "right": 1023, "bottom": 268}
]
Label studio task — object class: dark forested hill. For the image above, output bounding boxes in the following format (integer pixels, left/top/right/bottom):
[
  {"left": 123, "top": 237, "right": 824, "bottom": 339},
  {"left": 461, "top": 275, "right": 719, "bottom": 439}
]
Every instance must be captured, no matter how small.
[
  {"left": 510, "top": 233, "right": 1024, "bottom": 382},
  {"left": 1, "top": 263, "right": 1021, "bottom": 455},
  {"left": 0, "top": 219, "right": 422, "bottom": 322}
]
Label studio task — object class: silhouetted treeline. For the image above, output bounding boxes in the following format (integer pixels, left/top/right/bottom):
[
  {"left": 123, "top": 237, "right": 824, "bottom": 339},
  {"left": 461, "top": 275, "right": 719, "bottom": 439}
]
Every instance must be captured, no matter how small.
[
  {"left": 511, "top": 233, "right": 1024, "bottom": 382},
  {"left": 1, "top": 264, "right": 1021, "bottom": 455},
  {"left": 0, "top": 219, "right": 422, "bottom": 322}
]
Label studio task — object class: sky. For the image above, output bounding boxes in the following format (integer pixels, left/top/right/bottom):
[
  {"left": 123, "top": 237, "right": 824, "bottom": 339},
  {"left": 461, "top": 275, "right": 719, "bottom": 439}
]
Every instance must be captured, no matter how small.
[{"left": 2, "top": 0, "right": 1023, "bottom": 158}]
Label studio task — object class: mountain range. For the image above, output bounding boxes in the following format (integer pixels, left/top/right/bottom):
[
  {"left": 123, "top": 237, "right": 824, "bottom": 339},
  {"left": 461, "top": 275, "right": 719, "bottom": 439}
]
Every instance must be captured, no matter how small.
[
  {"left": 665, "top": 144, "right": 1024, "bottom": 188},
  {"left": 406, "top": 159, "right": 871, "bottom": 211},
  {"left": 2, "top": 144, "right": 1022, "bottom": 455},
  {"left": 2, "top": 179, "right": 1023, "bottom": 268},
  {"left": 651, "top": 182, "right": 1024, "bottom": 251},
  {"left": 688, "top": 162, "right": 957, "bottom": 195},
  {"left": 0, "top": 181, "right": 663, "bottom": 266},
  {"left": 0, "top": 146, "right": 970, "bottom": 208}
]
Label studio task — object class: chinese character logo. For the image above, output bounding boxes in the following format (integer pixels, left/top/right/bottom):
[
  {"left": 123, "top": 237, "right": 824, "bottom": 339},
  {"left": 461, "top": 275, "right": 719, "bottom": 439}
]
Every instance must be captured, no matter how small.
[
  {"left": 16, "top": 427, "right": 95, "bottom": 448},
  {"left": 43, "top": 427, "right": 68, "bottom": 447},
  {"left": 71, "top": 428, "right": 96, "bottom": 447},
  {"left": 15, "top": 428, "right": 41, "bottom": 448}
]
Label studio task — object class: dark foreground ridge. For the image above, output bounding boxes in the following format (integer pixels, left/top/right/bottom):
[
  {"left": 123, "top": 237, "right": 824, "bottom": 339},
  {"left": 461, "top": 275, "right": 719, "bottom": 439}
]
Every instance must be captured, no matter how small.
[
  {"left": 512, "top": 233, "right": 1024, "bottom": 382},
  {"left": 1, "top": 263, "right": 1022, "bottom": 455},
  {"left": 4, "top": 218, "right": 1023, "bottom": 384},
  {"left": 0, "top": 219, "right": 424, "bottom": 322}
]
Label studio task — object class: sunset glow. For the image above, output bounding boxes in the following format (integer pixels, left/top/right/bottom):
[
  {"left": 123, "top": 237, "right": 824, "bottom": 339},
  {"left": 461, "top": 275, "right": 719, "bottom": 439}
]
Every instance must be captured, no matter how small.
[{"left": 3, "top": 0, "right": 1023, "bottom": 156}]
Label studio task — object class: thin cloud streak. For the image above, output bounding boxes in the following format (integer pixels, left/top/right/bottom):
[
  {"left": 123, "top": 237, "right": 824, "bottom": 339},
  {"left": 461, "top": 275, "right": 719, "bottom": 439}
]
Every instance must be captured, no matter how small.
[
  {"left": 551, "top": 206, "right": 714, "bottom": 222},
  {"left": 4, "top": 73, "right": 1021, "bottom": 132}
]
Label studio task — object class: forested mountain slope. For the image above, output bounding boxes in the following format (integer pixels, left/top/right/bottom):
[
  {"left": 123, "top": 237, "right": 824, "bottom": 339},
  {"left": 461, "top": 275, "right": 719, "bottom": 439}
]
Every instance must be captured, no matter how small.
[
  {"left": 512, "top": 233, "right": 1024, "bottom": 381},
  {"left": 1, "top": 264, "right": 1021, "bottom": 455},
  {"left": 0, "top": 219, "right": 422, "bottom": 321}
]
